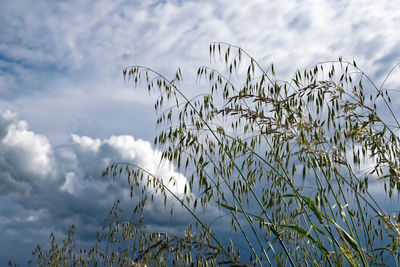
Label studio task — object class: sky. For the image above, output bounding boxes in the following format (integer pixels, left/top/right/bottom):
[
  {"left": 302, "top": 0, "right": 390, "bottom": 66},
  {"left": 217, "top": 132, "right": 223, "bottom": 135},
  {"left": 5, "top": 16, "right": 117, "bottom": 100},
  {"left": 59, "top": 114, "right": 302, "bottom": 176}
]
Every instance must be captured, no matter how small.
[{"left": 1, "top": 0, "right": 400, "bottom": 265}]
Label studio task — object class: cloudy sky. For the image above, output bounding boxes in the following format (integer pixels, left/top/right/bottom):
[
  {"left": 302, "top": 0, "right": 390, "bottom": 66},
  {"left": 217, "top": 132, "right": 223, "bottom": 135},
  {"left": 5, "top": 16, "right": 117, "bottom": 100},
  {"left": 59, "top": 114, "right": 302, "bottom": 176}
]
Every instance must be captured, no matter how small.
[{"left": 1, "top": 0, "right": 400, "bottom": 264}]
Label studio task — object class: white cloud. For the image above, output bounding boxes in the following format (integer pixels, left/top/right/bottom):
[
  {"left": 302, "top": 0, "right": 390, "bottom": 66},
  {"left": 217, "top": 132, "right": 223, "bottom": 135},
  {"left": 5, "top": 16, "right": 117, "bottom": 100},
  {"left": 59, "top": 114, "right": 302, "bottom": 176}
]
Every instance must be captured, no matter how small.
[
  {"left": 0, "top": 111, "right": 57, "bottom": 198},
  {"left": 71, "top": 134, "right": 189, "bottom": 196},
  {"left": 60, "top": 172, "right": 80, "bottom": 195},
  {"left": 0, "top": 110, "right": 190, "bottom": 200},
  {"left": 2, "top": 118, "right": 55, "bottom": 178},
  {"left": 71, "top": 134, "right": 101, "bottom": 153}
]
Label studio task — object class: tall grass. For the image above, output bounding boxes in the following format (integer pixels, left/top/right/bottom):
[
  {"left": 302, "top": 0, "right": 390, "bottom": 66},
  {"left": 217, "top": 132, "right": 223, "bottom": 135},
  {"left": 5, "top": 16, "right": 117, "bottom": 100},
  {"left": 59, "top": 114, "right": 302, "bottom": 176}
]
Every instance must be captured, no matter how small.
[{"left": 26, "top": 43, "right": 400, "bottom": 266}]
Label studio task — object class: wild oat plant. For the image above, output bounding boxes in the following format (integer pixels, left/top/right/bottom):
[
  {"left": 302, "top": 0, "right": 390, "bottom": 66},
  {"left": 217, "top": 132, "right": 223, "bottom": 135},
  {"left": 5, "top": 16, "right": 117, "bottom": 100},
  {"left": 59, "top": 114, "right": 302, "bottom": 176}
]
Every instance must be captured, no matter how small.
[{"left": 25, "top": 43, "right": 400, "bottom": 266}]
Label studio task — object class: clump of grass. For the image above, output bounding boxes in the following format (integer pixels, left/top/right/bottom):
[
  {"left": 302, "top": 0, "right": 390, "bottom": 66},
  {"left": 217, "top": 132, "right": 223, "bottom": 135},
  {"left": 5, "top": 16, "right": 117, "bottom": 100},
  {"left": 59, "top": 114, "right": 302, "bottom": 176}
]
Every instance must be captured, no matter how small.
[
  {"left": 26, "top": 43, "right": 400, "bottom": 266},
  {"left": 23, "top": 200, "right": 241, "bottom": 266}
]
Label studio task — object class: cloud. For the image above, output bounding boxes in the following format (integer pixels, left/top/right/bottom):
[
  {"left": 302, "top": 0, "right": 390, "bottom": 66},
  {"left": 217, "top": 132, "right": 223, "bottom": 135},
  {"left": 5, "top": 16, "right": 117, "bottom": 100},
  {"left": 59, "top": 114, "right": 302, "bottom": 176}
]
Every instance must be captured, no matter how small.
[
  {"left": 0, "top": 111, "right": 57, "bottom": 196},
  {"left": 3, "top": 117, "right": 55, "bottom": 178},
  {"left": 68, "top": 133, "right": 189, "bottom": 198},
  {"left": 0, "top": 110, "right": 196, "bottom": 265}
]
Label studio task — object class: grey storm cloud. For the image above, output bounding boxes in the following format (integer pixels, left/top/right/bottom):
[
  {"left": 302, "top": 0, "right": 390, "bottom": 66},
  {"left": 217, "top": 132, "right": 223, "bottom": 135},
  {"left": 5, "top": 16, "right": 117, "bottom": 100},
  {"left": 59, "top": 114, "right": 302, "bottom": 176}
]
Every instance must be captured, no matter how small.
[{"left": 0, "top": 110, "right": 196, "bottom": 265}]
